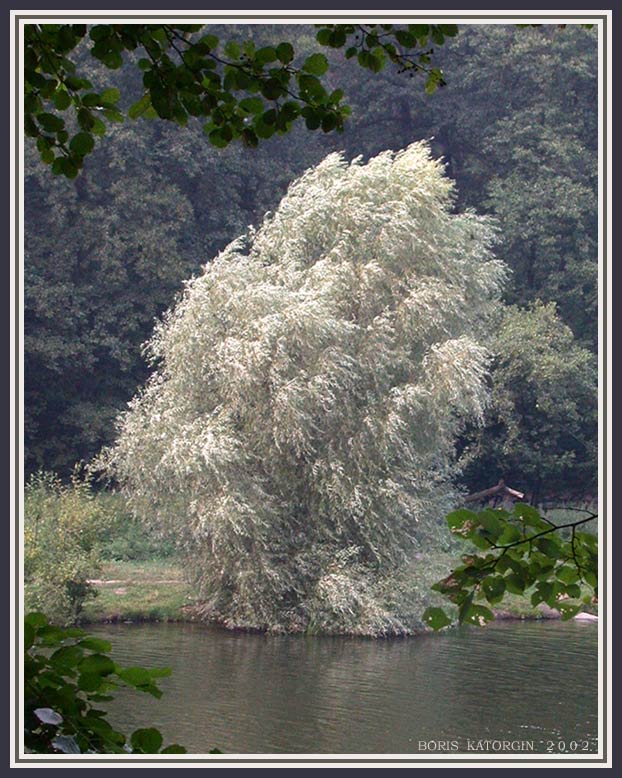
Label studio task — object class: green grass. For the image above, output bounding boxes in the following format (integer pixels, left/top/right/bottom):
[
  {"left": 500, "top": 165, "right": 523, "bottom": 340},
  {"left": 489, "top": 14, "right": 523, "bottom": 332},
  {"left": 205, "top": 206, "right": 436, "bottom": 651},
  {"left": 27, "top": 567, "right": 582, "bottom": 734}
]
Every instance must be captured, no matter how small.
[
  {"left": 80, "top": 550, "right": 560, "bottom": 627},
  {"left": 80, "top": 559, "right": 199, "bottom": 624}
]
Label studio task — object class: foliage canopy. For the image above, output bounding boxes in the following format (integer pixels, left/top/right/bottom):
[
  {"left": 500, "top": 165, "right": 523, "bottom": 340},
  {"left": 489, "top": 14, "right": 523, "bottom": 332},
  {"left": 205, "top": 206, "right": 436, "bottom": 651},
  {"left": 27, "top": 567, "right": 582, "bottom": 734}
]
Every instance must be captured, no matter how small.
[
  {"left": 104, "top": 142, "right": 506, "bottom": 635},
  {"left": 423, "top": 503, "right": 597, "bottom": 630},
  {"left": 25, "top": 25, "right": 598, "bottom": 482},
  {"left": 459, "top": 302, "right": 597, "bottom": 499},
  {"left": 25, "top": 22, "right": 456, "bottom": 176},
  {"left": 24, "top": 611, "right": 192, "bottom": 754}
]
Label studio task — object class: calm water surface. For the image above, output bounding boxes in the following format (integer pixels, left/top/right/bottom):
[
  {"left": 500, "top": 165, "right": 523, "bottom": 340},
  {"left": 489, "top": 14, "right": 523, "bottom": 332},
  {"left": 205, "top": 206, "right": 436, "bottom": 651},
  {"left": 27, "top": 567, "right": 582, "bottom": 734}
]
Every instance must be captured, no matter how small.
[{"left": 91, "top": 620, "right": 598, "bottom": 755}]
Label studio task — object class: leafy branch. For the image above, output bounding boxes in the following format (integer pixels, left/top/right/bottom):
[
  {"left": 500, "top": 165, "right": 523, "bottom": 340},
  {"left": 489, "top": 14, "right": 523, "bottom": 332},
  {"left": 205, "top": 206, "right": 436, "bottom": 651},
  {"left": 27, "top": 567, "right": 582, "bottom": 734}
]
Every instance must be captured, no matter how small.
[
  {"left": 24, "top": 611, "right": 196, "bottom": 754},
  {"left": 422, "top": 503, "right": 597, "bottom": 630},
  {"left": 24, "top": 22, "right": 457, "bottom": 177}
]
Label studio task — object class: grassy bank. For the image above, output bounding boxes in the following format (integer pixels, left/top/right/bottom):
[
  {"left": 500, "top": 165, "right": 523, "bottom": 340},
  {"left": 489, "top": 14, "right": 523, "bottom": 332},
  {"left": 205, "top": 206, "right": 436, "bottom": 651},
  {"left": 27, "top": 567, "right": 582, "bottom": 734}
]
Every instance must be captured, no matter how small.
[
  {"left": 81, "top": 559, "right": 199, "bottom": 624},
  {"left": 80, "top": 554, "right": 554, "bottom": 627},
  {"left": 25, "top": 475, "right": 590, "bottom": 629}
]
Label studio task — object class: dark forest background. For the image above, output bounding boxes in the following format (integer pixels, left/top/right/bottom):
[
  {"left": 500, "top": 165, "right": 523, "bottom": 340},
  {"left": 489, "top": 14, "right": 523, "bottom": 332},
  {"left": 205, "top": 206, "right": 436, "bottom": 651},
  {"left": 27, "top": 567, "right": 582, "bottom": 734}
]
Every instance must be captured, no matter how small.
[{"left": 24, "top": 24, "right": 598, "bottom": 502}]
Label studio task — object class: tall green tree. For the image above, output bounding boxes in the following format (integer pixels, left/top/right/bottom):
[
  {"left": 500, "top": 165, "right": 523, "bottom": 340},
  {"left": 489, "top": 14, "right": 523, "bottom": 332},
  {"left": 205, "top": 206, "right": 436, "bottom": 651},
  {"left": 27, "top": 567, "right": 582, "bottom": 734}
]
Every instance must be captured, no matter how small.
[
  {"left": 427, "top": 25, "right": 598, "bottom": 349},
  {"left": 459, "top": 302, "right": 597, "bottom": 501},
  {"left": 24, "top": 142, "right": 196, "bottom": 473},
  {"left": 102, "top": 142, "right": 506, "bottom": 635}
]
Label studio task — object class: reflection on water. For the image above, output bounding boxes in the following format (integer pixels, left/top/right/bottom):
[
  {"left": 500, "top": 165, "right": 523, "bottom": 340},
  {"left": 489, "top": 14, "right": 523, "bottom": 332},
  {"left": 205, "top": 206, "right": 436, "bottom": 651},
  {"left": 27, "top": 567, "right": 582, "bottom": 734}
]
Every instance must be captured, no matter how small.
[{"left": 91, "top": 619, "right": 598, "bottom": 754}]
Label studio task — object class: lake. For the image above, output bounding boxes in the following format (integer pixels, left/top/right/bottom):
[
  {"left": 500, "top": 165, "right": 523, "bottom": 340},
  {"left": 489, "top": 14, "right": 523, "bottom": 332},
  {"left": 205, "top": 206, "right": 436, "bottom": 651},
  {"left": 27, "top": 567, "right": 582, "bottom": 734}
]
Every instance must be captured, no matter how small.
[{"left": 91, "top": 619, "right": 598, "bottom": 755}]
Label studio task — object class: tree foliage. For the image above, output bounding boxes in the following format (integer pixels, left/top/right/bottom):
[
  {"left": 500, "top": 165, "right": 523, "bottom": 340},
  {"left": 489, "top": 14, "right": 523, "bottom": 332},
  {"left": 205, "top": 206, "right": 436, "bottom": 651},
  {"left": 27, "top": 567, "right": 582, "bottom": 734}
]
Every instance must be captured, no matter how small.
[
  {"left": 102, "top": 142, "right": 506, "bottom": 635},
  {"left": 423, "top": 503, "right": 597, "bottom": 630},
  {"left": 24, "top": 24, "right": 598, "bottom": 480},
  {"left": 24, "top": 22, "right": 457, "bottom": 176},
  {"left": 24, "top": 612, "right": 192, "bottom": 754},
  {"left": 24, "top": 470, "right": 116, "bottom": 625},
  {"left": 426, "top": 24, "right": 598, "bottom": 350},
  {"left": 459, "top": 302, "right": 597, "bottom": 500},
  {"left": 24, "top": 139, "right": 196, "bottom": 474}
]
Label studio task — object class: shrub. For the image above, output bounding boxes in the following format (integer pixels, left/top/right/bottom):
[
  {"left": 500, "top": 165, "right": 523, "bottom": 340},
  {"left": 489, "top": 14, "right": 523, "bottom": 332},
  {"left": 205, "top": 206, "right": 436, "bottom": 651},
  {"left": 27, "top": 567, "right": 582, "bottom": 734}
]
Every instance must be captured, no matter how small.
[{"left": 24, "top": 469, "right": 114, "bottom": 624}]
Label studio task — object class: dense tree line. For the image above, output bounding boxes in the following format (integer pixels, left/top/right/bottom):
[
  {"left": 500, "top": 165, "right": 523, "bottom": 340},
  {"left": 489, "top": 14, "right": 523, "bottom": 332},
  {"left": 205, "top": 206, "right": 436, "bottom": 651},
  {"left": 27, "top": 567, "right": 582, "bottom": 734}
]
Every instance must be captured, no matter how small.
[{"left": 24, "top": 24, "right": 598, "bottom": 500}]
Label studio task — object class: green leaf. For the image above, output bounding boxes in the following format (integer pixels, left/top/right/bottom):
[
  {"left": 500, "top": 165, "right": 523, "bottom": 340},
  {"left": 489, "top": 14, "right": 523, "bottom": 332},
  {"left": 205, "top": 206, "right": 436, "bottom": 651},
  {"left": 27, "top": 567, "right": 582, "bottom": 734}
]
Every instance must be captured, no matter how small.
[
  {"left": 89, "top": 24, "right": 111, "bottom": 42},
  {"left": 303, "top": 53, "right": 329, "bottom": 76},
  {"left": 208, "top": 127, "right": 231, "bottom": 148},
  {"left": 474, "top": 509, "right": 504, "bottom": 540},
  {"left": 316, "top": 29, "right": 332, "bottom": 46},
  {"left": 148, "top": 667, "right": 172, "bottom": 679},
  {"left": 131, "top": 728, "right": 163, "bottom": 754},
  {"left": 101, "top": 107, "right": 123, "bottom": 122},
  {"left": 395, "top": 30, "right": 416, "bottom": 47},
  {"left": 118, "top": 666, "right": 151, "bottom": 687},
  {"left": 102, "top": 51, "right": 123, "bottom": 69},
  {"left": 328, "top": 28, "right": 347, "bottom": 48},
  {"left": 531, "top": 581, "right": 554, "bottom": 606},
  {"left": 411, "top": 24, "right": 430, "bottom": 41},
  {"left": 224, "top": 40, "right": 240, "bottom": 59},
  {"left": 200, "top": 34, "right": 219, "bottom": 51},
  {"left": 128, "top": 93, "right": 151, "bottom": 120},
  {"left": 260, "top": 78, "right": 285, "bottom": 100},
  {"left": 25, "top": 623, "right": 35, "bottom": 650},
  {"left": 238, "top": 97, "right": 264, "bottom": 115},
  {"left": 161, "top": 744, "right": 187, "bottom": 754},
  {"left": 241, "top": 128, "right": 258, "bottom": 148},
  {"left": 505, "top": 573, "right": 526, "bottom": 594},
  {"left": 458, "top": 592, "right": 475, "bottom": 622},
  {"left": 422, "top": 607, "right": 452, "bottom": 630},
  {"left": 321, "top": 112, "right": 337, "bottom": 132},
  {"left": 38, "top": 625, "right": 69, "bottom": 645},
  {"left": 78, "top": 672, "right": 105, "bottom": 692},
  {"left": 557, "top": 601, "right": 583, "bottom": 620},
  {"left": 253, "top": 117, "right": 275, "bottom": 138},
  {"left": 82, "top": 92, "right": 102, "bottom": 107},
  {"left": 100, "top": 87, "right": 120, "bottom": 104},
  {"left": 431, "top": 28, "right": 445, "bottom": 46},
  {"left": 536, "top": 537, "right": 562, "bottom": 559},
  {"left": 497, "top": 523, "right": 522, "bottom": 545},
  {"left": 78, "top": 653, "right": 115, "bottom": 676},
  {"left": 513, "top": 503, "right": 545, "bottom": 527},
  {"left": 142, "top": 683, "right": 163, "bottom": 699},
  {"left": 463, "top": 604, "right": 495, "bottom": 626},
  {"left": 77, "top": 637, "right": 111, "bottom": 652},
  {"left": 584, "top": 571, "right": 597, "bottom": 588},
  {"left": 556, "top": 565, "right": 580, "bottom": 584},
  {"left": 53, "top": 90, "right": 72, "bottom": 110},
  {"left": 69, "top": 131, "right": 94, "bottom": 156},
  {"left": 50, "top": 645, "right": 84, "bottom": 667},
  {"left": 37, "top": 113, "right": 65, "bottom": 133},
  {"left": 51, "top": 157, "right": 65, "bottom": 175},
  {"left": 276, "top": 42, "right": 294, "bottom": 64},
  {"left": 255, "top": 46, "right": 277, "bottom": 65},
  {"left": 446, "top": 508, "right": 478, "bottom": 537},
  {"left": 368, "top": 50, "right": 386, "bottom": 73},
  {"left": 482, "top": 575, "right": 506, "bottom": 604},
  {"left": 77, "top": 108, "right": 95, "bottom": 131},
  {"left": 91, "top": 118, "right": 106, "bottom": 136}
]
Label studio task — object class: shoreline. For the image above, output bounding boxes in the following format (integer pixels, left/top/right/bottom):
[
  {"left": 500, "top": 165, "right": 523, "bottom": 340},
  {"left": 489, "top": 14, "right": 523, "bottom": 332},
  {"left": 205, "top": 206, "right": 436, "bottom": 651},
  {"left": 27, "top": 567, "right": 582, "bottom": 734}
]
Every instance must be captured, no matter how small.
[{"left": 77, "top": 559, "right": 596, "bottom": 634}]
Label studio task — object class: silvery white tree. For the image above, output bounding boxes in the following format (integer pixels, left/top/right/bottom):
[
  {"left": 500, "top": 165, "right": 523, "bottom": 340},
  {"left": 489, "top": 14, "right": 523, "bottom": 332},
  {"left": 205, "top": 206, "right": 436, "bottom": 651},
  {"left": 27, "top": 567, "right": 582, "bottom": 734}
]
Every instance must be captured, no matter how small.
[{"left": 104, "top": 142, "right": 506, "bottom": 635}]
